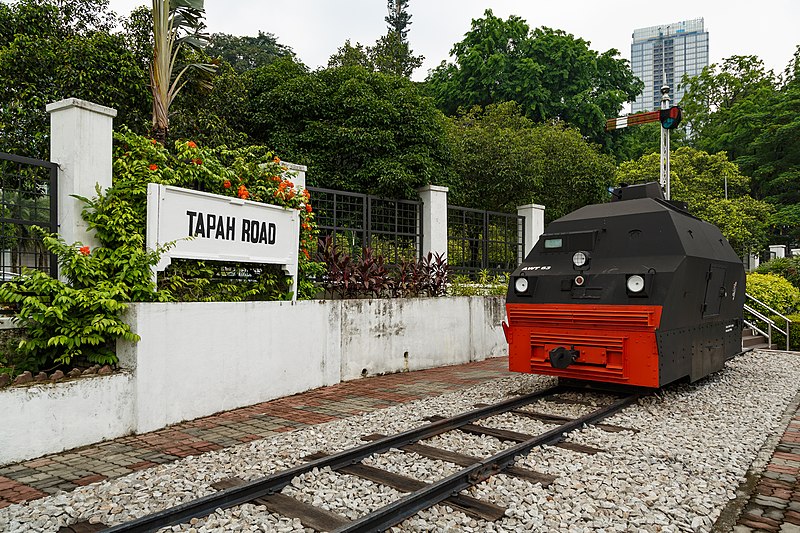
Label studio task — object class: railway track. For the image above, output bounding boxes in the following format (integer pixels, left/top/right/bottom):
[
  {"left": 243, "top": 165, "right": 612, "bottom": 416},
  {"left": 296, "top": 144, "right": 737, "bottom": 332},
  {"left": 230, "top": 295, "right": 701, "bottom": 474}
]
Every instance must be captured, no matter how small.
[{"left": 97, "top": 384, "right": 640, "bottom": 533}]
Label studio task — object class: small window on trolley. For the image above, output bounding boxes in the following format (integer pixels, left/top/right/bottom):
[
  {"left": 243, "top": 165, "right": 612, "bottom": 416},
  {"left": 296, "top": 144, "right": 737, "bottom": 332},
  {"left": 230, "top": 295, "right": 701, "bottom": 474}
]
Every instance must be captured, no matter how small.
[{"left": 540, "top": 231, "right": 597, "bottom": 252}]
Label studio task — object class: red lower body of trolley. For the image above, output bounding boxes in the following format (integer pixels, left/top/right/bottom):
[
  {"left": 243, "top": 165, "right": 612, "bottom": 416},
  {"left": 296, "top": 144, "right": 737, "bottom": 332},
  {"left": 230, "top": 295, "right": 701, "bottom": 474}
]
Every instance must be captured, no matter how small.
[{"left": 503, "top": 303, "right": 663, "bottom": 388}]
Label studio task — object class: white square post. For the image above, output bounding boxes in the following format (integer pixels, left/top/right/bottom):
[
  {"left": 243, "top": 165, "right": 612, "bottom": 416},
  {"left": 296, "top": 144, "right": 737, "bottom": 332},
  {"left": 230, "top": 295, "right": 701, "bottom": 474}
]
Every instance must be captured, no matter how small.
[
  {"left": 46, "top": 98, "right": 117, "bottom": 251},
  {"left": 417, "top": 185, "right": 448, "bottom": 259},
  {"left": 517, "top": 204, "right": 545, "bottom": 259}
]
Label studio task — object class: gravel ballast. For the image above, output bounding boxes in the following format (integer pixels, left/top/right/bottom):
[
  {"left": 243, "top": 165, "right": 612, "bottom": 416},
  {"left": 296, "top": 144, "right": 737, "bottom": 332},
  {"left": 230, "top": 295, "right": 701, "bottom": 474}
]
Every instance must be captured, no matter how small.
[{"left": 1, "top": 349, "right": 798, "bottom": 532}]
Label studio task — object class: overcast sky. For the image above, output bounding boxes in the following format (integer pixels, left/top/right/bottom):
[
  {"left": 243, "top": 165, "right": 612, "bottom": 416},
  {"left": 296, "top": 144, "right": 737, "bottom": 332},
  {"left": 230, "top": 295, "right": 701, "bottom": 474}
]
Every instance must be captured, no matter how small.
[{"left": 105, "top": 0, "right": 798, "bottom": 84}]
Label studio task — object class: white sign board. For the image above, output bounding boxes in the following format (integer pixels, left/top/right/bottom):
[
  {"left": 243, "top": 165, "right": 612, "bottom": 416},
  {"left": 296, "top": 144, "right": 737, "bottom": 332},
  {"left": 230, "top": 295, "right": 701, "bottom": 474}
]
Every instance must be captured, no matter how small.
[{"left": 146, "top": 183, "right": 300, "bottom": 300}]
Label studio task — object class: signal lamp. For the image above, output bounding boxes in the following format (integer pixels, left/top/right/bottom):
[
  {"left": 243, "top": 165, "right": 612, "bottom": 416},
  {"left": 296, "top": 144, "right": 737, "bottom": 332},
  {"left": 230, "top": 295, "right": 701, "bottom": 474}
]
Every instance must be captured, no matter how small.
[{"left": 660, "top": 106, "right": 682, "bottom": 130}]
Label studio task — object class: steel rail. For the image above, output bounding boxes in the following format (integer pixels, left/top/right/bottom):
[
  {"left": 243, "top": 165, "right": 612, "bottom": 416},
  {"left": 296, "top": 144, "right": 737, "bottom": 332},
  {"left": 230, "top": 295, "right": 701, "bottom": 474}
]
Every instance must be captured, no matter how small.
[
  {"left": 101, "top": 384, "right": 566, "bottom": 533},
  {"left": 334, "top": 392, "right": 639, "bottom": 533}
]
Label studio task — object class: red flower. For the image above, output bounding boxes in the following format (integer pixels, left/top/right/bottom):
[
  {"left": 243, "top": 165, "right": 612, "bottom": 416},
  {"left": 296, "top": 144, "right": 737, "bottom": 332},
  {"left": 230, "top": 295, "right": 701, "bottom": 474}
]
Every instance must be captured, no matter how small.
[
  {"left": 223, "top": 179, "right": 231, "bottom": 189},
  {"left": 149, "top": 164, "right": 158, "bottom": 171},
  {"left": 306, "top": 204, "right": 312, "bottom": 213},
  {"left": 238, "top": 185, "right": 250, "bottom": 200},
  {"left": 79, "top": 246, "right": 90, "bottom": 256},
  {"left": 193, "top": 158, "right": 202, "bottom": 165},
  {"left": 187, "top": 141, "right": 197, "bottom": 149}
]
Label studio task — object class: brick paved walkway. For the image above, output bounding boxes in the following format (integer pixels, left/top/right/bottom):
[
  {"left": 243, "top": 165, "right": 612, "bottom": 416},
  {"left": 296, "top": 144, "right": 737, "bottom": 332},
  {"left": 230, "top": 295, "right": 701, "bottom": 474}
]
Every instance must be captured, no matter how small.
[
  {"left": 733, "top": 403, "right": 800, "bottom": 533},
  {"left": 0, "top": 357, "right": 510, "bottom": 509}
]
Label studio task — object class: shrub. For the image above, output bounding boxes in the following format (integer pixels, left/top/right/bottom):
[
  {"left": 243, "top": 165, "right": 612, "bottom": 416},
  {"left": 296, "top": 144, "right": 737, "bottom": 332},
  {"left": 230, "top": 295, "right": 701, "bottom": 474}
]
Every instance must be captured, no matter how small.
[
  {"left": 746, "top": 273, "right": 800, "bottom": 315},
  {"left": 0, "top": 229, "right": 170, "bottom": 371},
  {"left": 447, "top": 271, "right": 508, "bottom": 297},
  {"left": 317, "top": 236, "right": 447, "bottom": 298},
  {"left": 756, "top": 257, "right": 800, "bottom": 290}
]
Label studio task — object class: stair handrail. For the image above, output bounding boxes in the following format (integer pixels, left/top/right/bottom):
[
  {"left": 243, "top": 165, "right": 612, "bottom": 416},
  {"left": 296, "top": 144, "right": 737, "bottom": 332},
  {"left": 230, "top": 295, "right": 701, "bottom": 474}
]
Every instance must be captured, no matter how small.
[
  {"left": 743, "top": 304, "right": 775, "bottom": 345},
  {"left": 744, "top": 293, "right": 792, "bottom": 350}
]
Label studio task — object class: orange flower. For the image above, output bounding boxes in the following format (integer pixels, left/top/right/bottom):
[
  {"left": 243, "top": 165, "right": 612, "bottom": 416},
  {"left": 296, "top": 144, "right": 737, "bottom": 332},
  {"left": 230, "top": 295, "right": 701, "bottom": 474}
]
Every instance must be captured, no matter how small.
[
  {"left": 79, "top": 246, "right": 90, "bottom": 256},
  {"left": 149, "top": 164, "right": 158, "bottom": 171},
  {"left": 301, "top": 222, "right": 311, "bottom": 231},
  {"left": 303, "top": 249, "right": 310, "bottom": 260},
  {"left": 150, "top": 139, "right": 157, "bottom": 145},
  {"left": 303, "top": 189, "right": 310, "bottom": 199},
  {"left": 223, "top": 179, "right": 231, "bottom": 189},
  {"left": 306, "top": 204, "right": 312, "bottom": 213},
  {"left": 273, "top": 156, "right": 281, "bottom": 163},
  {"left": 187, "top": 141, "right": 197, "bottom": 149},
  {"left": 237, "top": 185, "right": 250, "bottom": 200},
  {"left": 271, "top": 176, "right": 281, "bottom": 182}
]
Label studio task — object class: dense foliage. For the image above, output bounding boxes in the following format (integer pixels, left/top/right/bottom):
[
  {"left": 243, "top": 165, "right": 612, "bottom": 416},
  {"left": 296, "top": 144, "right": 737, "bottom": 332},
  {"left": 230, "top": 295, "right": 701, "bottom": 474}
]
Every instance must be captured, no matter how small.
[
  {"left": 679, "top": 49, "right": 800, "bottom": 246},
  {"left": 425, "top": 9, "right": 642, "bottom": 146},
  {"left": 444, "top": 102, "right": 615, "bottom": 220},
  {"left": 243, "top": 62, "right": 450, "bottom": 199}
]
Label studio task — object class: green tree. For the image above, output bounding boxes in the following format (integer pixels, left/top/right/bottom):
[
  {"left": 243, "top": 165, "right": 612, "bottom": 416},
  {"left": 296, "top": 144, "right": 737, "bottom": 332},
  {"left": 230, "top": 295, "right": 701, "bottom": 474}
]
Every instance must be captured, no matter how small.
[
  {"left": 328, "top": 39, "right": 374, "bottom": 70},
  {"left": 206, "top": 31, "right": 294, "bottom": 73},
  {"left": 0, "top": 0, "right": 150, "bottom": 158},
  {"left": 679, "top": 55, "right": 777, "bottom": 163},
  {"left": 425, "top": 10, "right": 641, "bottom": 144},
  {"left": 243, "top": 63, "right": 450, "bottom": 199},
  {"left": 616, "top": 147, "right": 773, "bottom": 256},
  {"left": 444, "top": 102, "right": 615, "bottom": 219}
]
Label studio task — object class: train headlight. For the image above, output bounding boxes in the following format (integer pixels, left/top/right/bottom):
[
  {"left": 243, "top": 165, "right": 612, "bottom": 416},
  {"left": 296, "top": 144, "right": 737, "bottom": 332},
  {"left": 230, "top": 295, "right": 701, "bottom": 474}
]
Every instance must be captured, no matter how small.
[
  {"left": 572, "top": 251, "right": 588, "bottom": 268},
  {"left": 514, "top": 277, "right": 529, "bottom": 293},
  {"left": 626, "top": 274, "right": 645, "bottom": 293}
]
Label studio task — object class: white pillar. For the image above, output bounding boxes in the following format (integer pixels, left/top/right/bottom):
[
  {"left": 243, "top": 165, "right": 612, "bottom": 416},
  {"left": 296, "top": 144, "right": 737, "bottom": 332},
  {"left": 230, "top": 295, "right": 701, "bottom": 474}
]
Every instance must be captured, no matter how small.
[
  {"left": 46, "top": 98, "right": 117, "bottom": 250},
  {"left": 517, "top": 204, "right": 545, "bottom": 259},
  {"left": 769, "top": 244, "right": 786, "bottom": 259},
  {"left": 748, "top": 253, "right": 760, "bottom": 271},
  {"left": 417, "top": 185, "right": 448, "bottom": 259}
]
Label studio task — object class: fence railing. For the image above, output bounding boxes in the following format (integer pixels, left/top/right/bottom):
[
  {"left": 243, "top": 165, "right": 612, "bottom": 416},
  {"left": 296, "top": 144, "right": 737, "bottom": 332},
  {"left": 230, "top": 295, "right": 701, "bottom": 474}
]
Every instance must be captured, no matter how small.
[
  {"left": 308, "top": 187, "right": 422, "bottom": 263},
  {"left": 446, "top": 205, "right": 524, "bottom": 278},
  {"left": 0, "top": 152, "right": 58, "bottom": 282},
  {"left": 743, "top": 293, "right": 792, "bottom": 350}
]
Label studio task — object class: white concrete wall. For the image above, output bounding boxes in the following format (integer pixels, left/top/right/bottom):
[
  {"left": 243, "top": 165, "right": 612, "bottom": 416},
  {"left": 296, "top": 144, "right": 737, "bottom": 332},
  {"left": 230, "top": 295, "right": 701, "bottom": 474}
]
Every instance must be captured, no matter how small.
[
  {"left": 117, "top": 300, "right": 341, "bottom": 433},
  {"left": 0, "top": 373, "right": 134, "bottom": 465},
  {"left": 1, "top": 296, "right": 506, "bottom": 464},
  {"left": 119, "top": 296, "right": 506, "bottom": 432}
]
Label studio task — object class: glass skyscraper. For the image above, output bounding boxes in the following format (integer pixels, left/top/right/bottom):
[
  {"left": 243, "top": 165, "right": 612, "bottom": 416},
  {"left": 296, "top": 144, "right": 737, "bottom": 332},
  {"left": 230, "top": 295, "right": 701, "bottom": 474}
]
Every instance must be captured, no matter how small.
[{"left": 630, "top": 18, "right": 709, "bottom": 113}]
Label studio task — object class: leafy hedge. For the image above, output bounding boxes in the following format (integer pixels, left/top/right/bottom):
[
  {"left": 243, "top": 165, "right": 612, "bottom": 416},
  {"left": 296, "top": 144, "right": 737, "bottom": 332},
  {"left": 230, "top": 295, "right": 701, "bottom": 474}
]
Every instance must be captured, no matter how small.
[{"left": 746, "top": 273, "right": 800, "bottom": 315}]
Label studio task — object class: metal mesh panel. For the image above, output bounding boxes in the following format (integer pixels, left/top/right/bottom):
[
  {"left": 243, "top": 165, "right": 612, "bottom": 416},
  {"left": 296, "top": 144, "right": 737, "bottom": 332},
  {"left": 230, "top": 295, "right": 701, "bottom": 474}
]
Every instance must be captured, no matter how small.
[
  {"left": 308, "top": 187, "right": 421, "bottom": 262},
  {"left": 0, "top": 153, "right": 58, "bottom": 282},
  {"left": 368, "top": 197, "right": 420, "bottom": 263},
  {"left": 447, "top": 205, "right": 524, "bottom": 278}
]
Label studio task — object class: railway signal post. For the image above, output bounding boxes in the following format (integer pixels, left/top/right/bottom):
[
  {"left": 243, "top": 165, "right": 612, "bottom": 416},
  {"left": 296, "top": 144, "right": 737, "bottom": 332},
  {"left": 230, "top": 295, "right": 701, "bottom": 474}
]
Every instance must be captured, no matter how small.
[{"left": 605, "top": 86, "right": 682, "bottom": 200}]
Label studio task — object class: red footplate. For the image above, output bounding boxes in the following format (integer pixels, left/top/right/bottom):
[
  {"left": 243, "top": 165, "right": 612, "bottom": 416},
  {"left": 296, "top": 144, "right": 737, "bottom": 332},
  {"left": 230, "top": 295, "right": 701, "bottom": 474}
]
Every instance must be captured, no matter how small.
[{"left": 505, "top": 303, "right": 663, "bottom": 388}]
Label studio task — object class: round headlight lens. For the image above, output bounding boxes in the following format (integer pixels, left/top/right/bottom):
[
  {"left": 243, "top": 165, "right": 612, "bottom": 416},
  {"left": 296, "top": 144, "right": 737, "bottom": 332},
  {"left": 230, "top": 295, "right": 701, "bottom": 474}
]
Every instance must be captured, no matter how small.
[
  {"left": 514, "top": 277, "right": 529, "bottom": 293},
  {"left": 627, "top": 274, "right": 645, "bottom": 293},
  {"left": 572, "top": 251, "right": 588, "bottom": 268}
]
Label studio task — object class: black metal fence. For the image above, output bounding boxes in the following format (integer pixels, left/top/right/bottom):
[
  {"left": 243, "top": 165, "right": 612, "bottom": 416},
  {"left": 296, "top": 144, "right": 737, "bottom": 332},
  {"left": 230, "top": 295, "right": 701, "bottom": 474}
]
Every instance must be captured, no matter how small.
[
  {"left": 0, "top": 152, "right": 58, "bottom": 281},
  {"left": 447, "top": 206, "right": 524, "bottom": 278},
  {"left": 308, "top": 187, "right": 421, "bottom": 263}
]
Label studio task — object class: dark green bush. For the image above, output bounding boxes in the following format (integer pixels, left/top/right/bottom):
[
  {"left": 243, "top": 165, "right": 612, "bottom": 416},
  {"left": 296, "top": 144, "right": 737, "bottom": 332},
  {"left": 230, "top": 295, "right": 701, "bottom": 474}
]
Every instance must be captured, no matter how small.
[{"left": 756, "top": 257, "right": 800, "bottom": 290}]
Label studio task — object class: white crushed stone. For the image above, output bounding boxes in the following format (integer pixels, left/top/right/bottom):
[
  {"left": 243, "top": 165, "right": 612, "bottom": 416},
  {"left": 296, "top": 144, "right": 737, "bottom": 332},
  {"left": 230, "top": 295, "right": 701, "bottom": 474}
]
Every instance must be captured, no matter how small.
[{"left": 0, "top": 349, "right": 797, "bottom": 532}]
